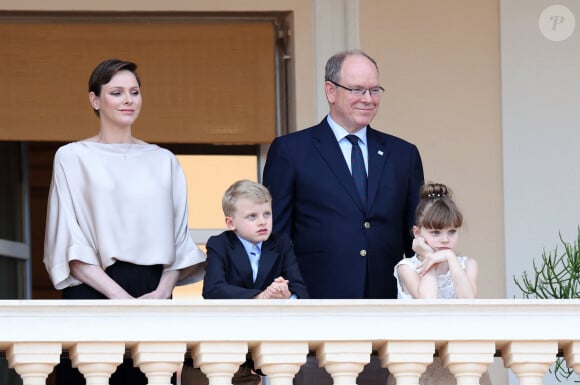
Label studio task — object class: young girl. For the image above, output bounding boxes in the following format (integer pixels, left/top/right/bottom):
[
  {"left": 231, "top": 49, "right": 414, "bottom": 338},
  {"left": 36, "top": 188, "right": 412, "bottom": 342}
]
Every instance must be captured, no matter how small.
[
  {"left": 389, "top": 182, "right": 490, "bottom": 385},
  {"left": 394, "top": 182, "right": 477, "bottom": 299}
]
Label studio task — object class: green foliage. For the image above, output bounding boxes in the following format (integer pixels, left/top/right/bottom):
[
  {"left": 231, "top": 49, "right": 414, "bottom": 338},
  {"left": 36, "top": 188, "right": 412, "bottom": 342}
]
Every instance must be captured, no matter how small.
[
  {"left": 514, "top": 229, "right": 580, "bottom": 299},
  {"left": 513, "top": 228, "right": 580, "bottom": 382}
]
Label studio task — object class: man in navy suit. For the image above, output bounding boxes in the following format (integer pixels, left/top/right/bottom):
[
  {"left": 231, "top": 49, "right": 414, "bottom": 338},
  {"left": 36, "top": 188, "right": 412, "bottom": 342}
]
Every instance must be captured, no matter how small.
[{"left": 263, "top": 49, "right": 424, "bottom": 300}]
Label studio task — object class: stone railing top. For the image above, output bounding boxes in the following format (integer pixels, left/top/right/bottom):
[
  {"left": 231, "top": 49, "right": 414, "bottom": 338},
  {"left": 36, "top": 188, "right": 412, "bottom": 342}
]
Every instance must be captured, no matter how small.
[{"left": 1, "top": 299, "right": 579, "bottom": 350}]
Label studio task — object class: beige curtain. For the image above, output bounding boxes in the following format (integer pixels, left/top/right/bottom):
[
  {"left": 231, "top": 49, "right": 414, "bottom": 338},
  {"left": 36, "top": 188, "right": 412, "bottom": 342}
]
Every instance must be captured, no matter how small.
[{"left": 0, "top": 18, "right": 276, "bottom": 144}]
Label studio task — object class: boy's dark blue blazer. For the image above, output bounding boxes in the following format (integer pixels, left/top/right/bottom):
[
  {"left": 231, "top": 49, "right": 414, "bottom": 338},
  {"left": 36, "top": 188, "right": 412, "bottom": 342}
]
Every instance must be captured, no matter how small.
[{"left": 202, "top": 230, "right": 309, "bottom": 299}]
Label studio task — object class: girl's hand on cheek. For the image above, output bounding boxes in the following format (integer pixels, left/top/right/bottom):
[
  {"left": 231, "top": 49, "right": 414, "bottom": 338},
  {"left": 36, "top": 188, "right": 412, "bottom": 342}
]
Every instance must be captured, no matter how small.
[{"left": 413, "top": 237, "right": 434, "bottom": 258}]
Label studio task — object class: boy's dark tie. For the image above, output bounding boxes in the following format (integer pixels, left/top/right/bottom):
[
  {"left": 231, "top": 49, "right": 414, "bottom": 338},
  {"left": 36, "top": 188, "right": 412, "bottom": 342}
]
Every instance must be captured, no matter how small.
[{"left": 346, "top": 135, "right": 367, "bottom": 205}]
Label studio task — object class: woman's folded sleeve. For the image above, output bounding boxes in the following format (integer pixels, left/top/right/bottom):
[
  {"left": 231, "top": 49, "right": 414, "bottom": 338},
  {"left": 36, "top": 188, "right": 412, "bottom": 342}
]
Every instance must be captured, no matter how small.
[{"left": 43, "top": 151, "right": 100, "bottom": 290}]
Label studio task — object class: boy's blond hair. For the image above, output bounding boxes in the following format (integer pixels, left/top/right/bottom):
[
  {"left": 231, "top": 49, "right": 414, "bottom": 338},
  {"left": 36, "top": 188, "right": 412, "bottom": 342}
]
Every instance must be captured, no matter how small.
[{"left": 222, "top": 179, "right": 272, "bottom": 217}]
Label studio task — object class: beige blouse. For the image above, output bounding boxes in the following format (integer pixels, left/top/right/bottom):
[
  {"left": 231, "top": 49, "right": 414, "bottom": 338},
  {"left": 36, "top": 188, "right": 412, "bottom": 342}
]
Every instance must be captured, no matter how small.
[{"left": 44, "top": 141, "right": 206, "bottom": 290}]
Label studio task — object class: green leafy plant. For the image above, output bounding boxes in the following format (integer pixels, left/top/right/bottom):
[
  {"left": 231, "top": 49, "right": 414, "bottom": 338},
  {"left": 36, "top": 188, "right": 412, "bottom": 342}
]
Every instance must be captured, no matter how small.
[{"left": 513, "top": 228, "right": 580, "bottom": 382}]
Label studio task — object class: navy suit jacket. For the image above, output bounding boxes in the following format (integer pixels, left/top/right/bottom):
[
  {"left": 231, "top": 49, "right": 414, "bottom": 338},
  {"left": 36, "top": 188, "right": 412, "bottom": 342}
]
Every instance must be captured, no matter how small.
[
  {"left": 202, "top": 231, "right": 309, "bottom": 299},
  {"left": 263, "top": 118, "right": 424, "bottom": 299}
]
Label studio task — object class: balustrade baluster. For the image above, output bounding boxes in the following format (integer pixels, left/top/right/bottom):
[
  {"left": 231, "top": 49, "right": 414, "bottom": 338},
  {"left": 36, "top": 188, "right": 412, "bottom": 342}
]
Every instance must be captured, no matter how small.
[
  {"left": 133, "top": 342, "right": 186, "bottom": 385},
  {"left": 253, "top": 341, "right": 309, "bottom": 385},
  {"left": 440, "top": 341, "right": 495, "bottom": 385},
  {"left": 316, "top": 341, "right": 372, "bottom": 385},
  {"left": 70, "top": 342, "right": 125, "bottom": 385},
  {"left": 7, "top": 342, "right": 61, "bottom": 385},
  {"left": 192, "top": 341, "right": 248, "bottom": 385},
  {"left": 380, "top": 341, "right": 435, "bottom": 385},
  {"left": 503, "top": 341, "right": 558, "bottom": 385}
]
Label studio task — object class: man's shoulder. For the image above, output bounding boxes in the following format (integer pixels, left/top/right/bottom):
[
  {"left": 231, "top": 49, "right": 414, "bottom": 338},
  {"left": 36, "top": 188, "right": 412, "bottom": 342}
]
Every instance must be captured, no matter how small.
[
  {"left": 368, "top": 127, "right": 416, "bottom": 147},
  {"left": 273, "top": 119, "right": 328, "bottom": 143}
]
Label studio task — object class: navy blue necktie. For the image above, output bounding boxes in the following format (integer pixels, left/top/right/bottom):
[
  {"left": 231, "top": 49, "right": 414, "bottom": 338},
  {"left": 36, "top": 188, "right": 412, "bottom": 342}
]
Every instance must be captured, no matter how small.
[{"left": 346, "top": 135, "right": 367, "bottom": 205}]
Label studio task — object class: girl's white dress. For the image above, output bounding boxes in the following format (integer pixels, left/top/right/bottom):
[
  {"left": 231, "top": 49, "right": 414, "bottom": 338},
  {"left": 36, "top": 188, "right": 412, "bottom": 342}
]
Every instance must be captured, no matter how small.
[
  {"left": 389, "top": 255, "right": 492, "bottom": 385},
  {"left": 394, "top": 255, "right": 467, "bottom": 299}
]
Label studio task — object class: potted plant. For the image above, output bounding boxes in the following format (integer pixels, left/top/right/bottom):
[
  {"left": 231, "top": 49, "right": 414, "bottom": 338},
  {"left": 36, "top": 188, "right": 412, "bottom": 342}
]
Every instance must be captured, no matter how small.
[{"left": 513, "top": 227, "right": 580, "bottom": 382}]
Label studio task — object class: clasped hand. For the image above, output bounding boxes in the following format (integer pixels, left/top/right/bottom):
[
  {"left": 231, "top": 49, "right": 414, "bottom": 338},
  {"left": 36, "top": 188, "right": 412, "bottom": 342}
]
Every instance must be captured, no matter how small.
[
  {"left": 138, "top": 289, "right": 172, "bottom": 299},
  {"left": 256, "top": 276, "right": 291, "bottom": 299}
]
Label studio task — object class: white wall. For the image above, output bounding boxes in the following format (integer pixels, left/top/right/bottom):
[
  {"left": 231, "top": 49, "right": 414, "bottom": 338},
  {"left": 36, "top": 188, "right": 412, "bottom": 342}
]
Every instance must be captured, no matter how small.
[
  {"left": 501, "top": 2, "right": 580, "bottom": 382},
  {"left": 501, "top": 0, "right": 580, "bottom": 298}
]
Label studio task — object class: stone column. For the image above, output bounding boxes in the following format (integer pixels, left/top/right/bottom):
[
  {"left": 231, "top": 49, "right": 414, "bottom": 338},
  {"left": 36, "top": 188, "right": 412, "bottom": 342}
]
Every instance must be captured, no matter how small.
[
  {"left": 503, "top": 341, "right": 558, "bottom": 385},
  {"left": 69, "top": 342, "right": 125, "bottom": 385},
  {"left": 316, "top": 341, "right": 372, "bottom": 385},
  {"left": 440, "top": 341, "right": 495, "bottom": 385},
  {"left": 253, "top": 341, "right": 309, "bottom": 385},
  {"left": 132, "top": 342, "right": 186, "bottom": 385},
  {"left": 7, "top": 342, "right": 62, "bottom": 385},
  {"left": 379, "top": 341, "right": 435, "bottom": 385},
  {"left": 193, "top": 341, "right": 248, "bottom": 385}
]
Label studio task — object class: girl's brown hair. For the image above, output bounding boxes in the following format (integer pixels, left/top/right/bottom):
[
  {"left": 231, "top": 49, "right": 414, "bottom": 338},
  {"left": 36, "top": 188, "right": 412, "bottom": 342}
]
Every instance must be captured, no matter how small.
[{"left": 414, "top": 182, "right": 463, "bottom": 229}]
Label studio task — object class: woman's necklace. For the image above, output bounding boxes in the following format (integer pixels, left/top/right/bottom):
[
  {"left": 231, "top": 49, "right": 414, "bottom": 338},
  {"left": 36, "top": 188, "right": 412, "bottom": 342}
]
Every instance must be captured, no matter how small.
[
  {"left": 122, "top": 141, "right": 132, "bottom": 160},
  {"left": 97, "top": 135, "right": 134, "bottom": 159}
]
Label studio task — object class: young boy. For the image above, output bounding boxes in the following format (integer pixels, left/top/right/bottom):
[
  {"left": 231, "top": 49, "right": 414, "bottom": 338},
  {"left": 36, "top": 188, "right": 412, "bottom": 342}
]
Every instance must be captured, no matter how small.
[
  {"left": 202, "top": 179, "right": 309, "bottom": 300},
  {"left": 181, "top": 180, "right": 308, "bottom": 385}
]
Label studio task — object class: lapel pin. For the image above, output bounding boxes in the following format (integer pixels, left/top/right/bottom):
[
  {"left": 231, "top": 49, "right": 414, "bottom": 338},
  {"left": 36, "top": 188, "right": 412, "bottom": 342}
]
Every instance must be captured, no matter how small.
[{"left": 378, "top": 150, "right": 384, "bottom": 156}]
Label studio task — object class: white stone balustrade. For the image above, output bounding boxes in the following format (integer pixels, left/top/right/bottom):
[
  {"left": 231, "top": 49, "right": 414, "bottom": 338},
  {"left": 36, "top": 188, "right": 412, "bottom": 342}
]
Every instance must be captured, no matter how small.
[
  {"left": 380, "top": 341, "right": 435, "bottom": 385},
  {"left": 193, "top": 341, "right": 248, "bottom": 385},
  {"left": 133, "top": 342, "right": 186, "bottom": 385},
  {"left": 70, "top": 342, "right": 124, "bottom": 385},
  {"left": 6, "top": 342, "right": 61, "bottom": 385},
  {"left": 253, "top": 342, "right": 308, "bottom": 385},
  {"left": 317, "top": 341, "right": 372, "bottom": 385},
  {"left": 1, "top": 299, "right": 580, "bottom": 385},
  {"left": 503, "top": 341, "right": 558, "bottom": 385},
  {"left": 440, "top": 341, "right": 495, "bottom": 385}
]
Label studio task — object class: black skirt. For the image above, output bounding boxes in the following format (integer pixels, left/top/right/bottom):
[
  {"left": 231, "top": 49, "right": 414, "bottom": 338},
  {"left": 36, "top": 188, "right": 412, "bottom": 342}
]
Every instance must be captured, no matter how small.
[
  {"left": 56, "top": 261, "right": 174, "bottom": 385},
  {"left": 62, "top": 260, "right": 163, "bottom": 299}
]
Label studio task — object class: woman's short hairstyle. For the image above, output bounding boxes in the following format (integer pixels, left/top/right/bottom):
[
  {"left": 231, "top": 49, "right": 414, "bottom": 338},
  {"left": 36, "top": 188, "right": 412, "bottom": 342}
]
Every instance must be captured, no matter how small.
[{"left": 88, "top": 59, "right": 140, "bottom": 116}]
